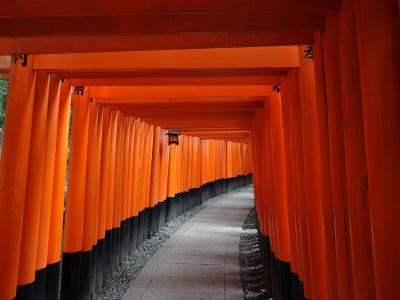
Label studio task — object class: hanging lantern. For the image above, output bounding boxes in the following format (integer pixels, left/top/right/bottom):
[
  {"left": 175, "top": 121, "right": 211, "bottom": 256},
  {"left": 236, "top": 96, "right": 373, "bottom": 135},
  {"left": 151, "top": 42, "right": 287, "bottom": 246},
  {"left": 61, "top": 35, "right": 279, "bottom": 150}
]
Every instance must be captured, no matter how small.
[{"left": 167, "top": 129, "right": 181, "bottom": 146}]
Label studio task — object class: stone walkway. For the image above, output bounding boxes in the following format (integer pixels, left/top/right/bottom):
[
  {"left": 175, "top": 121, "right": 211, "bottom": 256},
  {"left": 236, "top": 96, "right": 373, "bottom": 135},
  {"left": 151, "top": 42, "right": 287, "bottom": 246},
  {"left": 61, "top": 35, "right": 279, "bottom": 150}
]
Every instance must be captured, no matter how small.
[{"left": 122, "top": 187, "right": 254, "bottom": 300}]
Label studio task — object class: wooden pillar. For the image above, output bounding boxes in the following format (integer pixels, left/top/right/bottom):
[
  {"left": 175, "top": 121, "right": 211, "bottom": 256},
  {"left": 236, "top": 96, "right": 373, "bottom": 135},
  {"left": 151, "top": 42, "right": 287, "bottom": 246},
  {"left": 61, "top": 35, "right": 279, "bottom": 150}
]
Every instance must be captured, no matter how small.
[
  {"left": 61, "top": 89, "right": 90, "bottom": 300},
  {"left": 327, "top": 1, "right": 378, "bottom": 298},
  {"left": 298, "top": 45, "right": 329, "bottom": 300},
  {"left": 149, "top": 126, "right": 161, "bottom": 235},
  {"left": 125, "top": 118, "right": 136, "bottom": 254},
  {"left": 80, "top": 100, "right": 99, "bottom": 300},
  {"left": 95, "top": 106, "right": 110, "bottom": 290},
  {"left": 120, "top": 116, "right": 130, "bottom": 260},
  {"left": 16, "top": 71, "right": 50, "bottom": 298},
  {"left": 112, "top": 111, "right": 123, "bottom": 268},
  {"left": 354, "top": 0, "right": 400, "bottom": 298},
  {"left": 263, "top": 99, "right": 277, "bottom": 252},
  {"left": 293, "top": 69, "right": 311, "bottom": 298},
  {"left": 167, "top": 142, "right": 177, "bottom": 198},
  {"left": 98, "top": 107, "right": 111, "bottom": 244},
  {"left": 103, "top": 110, "right": 117, "bottom": 282},
  {"left": 318, "top": 10, "right": 356, "bottom": 300},
  {"left": 281, "top": 73, "right": 309, "bottom": 298},
  {"left": 268, "top": 93, "right": 291, "bottom": 262},
  {"left": 130, "top": 120, "right": 141, "bottom": 222},
  {"left": 144, "top": 126, "right": 154, "bottom": 217},
  {"left": 46, "top": 81, "right": 71, "bottom": 299},
  {"left": 268, "top": 92, "right": 293, "bottom": 299},
  {"left": 0, "top": 57, "right": 36, "bottom": 300},
  {"left": 312, "top": 35, "right": 345, "bottom": 300},
  {"left": 159, "top": 129, "right": 170, "bottom": 205},
  {"left": 90, "top": 105, "right": 108, "bottom": 292},
  {"left": 92, "top": 105, "right": 103, "bottom": 293},
  {"left": 35, "top": 74, "right": 61, "bottom": 299},
  {"left": 136, "top": 123, "right": 147, "bottom": 242}
]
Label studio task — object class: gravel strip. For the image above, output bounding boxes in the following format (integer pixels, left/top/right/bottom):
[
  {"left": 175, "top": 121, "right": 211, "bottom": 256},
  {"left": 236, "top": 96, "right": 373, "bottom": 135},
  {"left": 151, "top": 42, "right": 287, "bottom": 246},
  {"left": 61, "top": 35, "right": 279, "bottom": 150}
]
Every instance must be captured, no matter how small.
[
  {"left": 94, "top": 192, "right": 230, "bottom": 300},
  {"left": 239, "top": 209, "right": 270, "bottom": 299}
]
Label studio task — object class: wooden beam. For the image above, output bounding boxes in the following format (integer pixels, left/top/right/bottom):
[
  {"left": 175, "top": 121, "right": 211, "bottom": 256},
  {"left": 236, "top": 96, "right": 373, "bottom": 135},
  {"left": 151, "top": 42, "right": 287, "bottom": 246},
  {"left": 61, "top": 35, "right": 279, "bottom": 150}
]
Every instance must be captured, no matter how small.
[
  {"left": 133, "top": 115, "right": 251, "bottom": 122},
  {"left": 69, "top": 76, "right": 282, "bottom": 87},
  {"left": 0, "top": 32, "right": 314, "bottom": 55},
  {"left": 33, "top": 47, "right": 299, "bottom": 70},
  {"left": 89, "top": 86, "right": 271, "bottom": 98},
  {"left": 187, "top": 135, "right": 251, "bottom": 141},
  {"left": 65, "top": 68, "right": 287, "bottom": 86},
  {"left": 0, "top": 0, "right": 340, "bottom": 17},
  {"left": 62, "top": 68, "right": 288, "bottom": 79},
  {"left": 0, "top": 13, "right": 323, "bottom": 37},
  {"left": 198, "top": 136, "right": 251, "bottom": 143},
  {"left": 185, "top": 131, "right": 251, "bottom": 137},
  {"left": 122, "top": 110, "right": 254, "bottom": 118},
  {"left": 184, "top": 130, "right": 250, "bottom": 134},
  {"left": 140, "top": 116, "right": 252, "bottom": 127},
  {"left": 168, "top": 127, "right": 252, "bottom": 132},
  {"left": 104, "top": 101, "right": 264, "bottom": 110},
  {"left": 94, "top": 96, "right": 266, "bottom": 104}
]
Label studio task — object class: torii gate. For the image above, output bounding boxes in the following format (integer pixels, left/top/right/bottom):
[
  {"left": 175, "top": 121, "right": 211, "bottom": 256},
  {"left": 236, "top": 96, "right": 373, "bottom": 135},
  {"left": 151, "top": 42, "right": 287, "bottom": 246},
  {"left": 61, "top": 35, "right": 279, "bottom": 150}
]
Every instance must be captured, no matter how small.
[{"left": 0, "top": 0, "right": 399, "bottom": 300}]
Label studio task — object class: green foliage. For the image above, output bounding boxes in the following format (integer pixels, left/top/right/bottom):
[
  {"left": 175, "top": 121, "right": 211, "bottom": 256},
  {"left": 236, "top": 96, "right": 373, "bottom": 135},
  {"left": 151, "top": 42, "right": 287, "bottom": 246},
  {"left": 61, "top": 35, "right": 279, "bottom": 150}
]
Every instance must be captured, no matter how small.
[{"left": 0, "top": 80, "right": 8, "bottom": 129}]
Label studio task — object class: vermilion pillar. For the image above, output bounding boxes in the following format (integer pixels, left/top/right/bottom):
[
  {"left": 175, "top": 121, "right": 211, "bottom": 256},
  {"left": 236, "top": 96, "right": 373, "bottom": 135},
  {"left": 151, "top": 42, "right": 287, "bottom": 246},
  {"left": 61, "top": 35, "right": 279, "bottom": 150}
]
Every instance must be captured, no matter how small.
[
  {"left": 80, "top": 101, "right": 99, "bottom": 299},
  {"left": 96, "top": 107, "right": 111, "bottom": 289},
  {"left": 268, "top": 92, "right": 293, "bottom": 299},
  {"left": 281, "top": 72, "right": 310, "bottom": 298},
  {"left": 298, "top": 46, "right": 329, "bottom": 300},
  {"left": 125, "top": 118, "right": 136, "bottom": 255},
  {"left": 159, "top": 129, "right": 170, "bottom": 206},
  {"left": 144, "top": 126, "right": 154, "bottom": 230},
  {"left": 104, "top": 110, "right": 117, "bottom": 281},
  {"left": 312, "top": 37, "right": 344, "bottom": 300},
  {"left": 112, "top": 111, "right": 123, "bottom": 268},
  {"left": 35, "top": 75, "right": 61, "bottom": 299},
  {"left": 0, "top": 58, "right": 36, "bottom": 300},
  {"left": 167, "top": 139, "right": 177, "bottom": 199},
  {"left": 354, "top": 0, "right": 400, "bottom": 298},
  {"left": 47, "top": 82, "right": 71, "bottom": 299},
  {"left": 17, "top": 71, "right": 50, "bottom": 297},
  {"left": 335, "top": 1, "right": 378, "bottom": 298},
  {"left": 319, "top": 11, "right": 353, "bottom": 300},
  {"left": 93, "top": 106, "right": 104, "bottom": 243},
  {"left": 61, "top": 89, "right": 90, "bottom": 300},
  {"left": 149, "top": 126, "right": 161, "bottom": 236},
  {"left": 268, "top": 93, "right": 291, "bottom": 262},
  {"left": 120, "top": 117, "right": 130, "bottom": 260},
  {"left": 136, "top": 122, "right": 147, "bottom": 243},
  {"left": 129, "top": 119, "right": 141, "bottom": 239},
  {"left": 92, "top": 106, "right": 104, "bottom": 293}
]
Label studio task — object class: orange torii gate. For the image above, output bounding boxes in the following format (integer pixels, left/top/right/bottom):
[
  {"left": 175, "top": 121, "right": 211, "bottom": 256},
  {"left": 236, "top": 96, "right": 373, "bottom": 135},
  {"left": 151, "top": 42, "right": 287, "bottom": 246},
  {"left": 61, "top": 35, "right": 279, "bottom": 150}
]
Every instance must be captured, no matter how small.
[
  {"left": 0, "top": 55, "right": 255, "bottom": 299},
  {"left": 0, "top": 65, "right": 253, "bottom": 299},
  {"left": 0, "top": 0, "right": 399, "bottom": 299}
]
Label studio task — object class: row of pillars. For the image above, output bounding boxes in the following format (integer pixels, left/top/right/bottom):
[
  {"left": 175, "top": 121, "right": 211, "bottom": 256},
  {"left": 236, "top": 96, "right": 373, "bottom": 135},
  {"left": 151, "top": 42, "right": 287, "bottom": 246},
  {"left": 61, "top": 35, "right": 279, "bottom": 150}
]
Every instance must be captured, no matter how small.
[
  {"left": 0, "top": 62, "right": 71, "bottom": 300},
  {"left": 252, "top": 1, "right": 399, "bottom": 299},
  {"left": 0, "top": 57, "right": 252, "bottom": 299}
]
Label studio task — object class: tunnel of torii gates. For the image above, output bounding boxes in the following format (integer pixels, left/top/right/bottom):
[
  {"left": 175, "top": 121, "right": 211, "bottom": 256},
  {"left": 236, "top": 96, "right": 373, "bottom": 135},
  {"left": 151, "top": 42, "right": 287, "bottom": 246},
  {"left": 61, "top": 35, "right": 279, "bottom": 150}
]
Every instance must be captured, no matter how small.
[{"left": 0, "top": 1, "right": 399, "bottom": 300}]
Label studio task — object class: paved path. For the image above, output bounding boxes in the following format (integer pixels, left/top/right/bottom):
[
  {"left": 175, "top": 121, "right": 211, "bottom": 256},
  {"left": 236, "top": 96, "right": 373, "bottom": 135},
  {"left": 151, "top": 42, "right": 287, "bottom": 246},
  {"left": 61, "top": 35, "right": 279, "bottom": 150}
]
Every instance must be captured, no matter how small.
[{"left": 123, "top": 187, "right": 254, "bottom": 300}]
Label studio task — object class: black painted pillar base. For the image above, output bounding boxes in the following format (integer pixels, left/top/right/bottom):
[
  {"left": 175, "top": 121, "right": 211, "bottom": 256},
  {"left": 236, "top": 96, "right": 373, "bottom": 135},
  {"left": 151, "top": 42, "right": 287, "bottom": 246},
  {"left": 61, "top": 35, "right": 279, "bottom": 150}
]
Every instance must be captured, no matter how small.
[
  {"left": 79, "top": 249, "right": 92, "bottom": 300},
  {"left": 128, "top": 216, "right": 137, "bottom": 256},
  {"left": 45, "top": 262, "right": 61, "bottom": 300},
  {"left": 95, "top": 239, "right": 105, "bottom": 293},
  {"left": 15, "top": 283, "right": 34, "bottom": 300},
  {"left": 33, "top": 268, "right": 46, "bottom": 300},
  {"left": 17, "top": 175, "right": 253, "bottom": 300},
  {"left": 60, "top": 252, "right": 82, "bottom": 300},
  {"left": 258, "top": 229, "right": 306, "bottom": 300}
]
